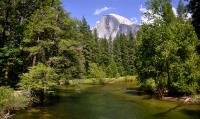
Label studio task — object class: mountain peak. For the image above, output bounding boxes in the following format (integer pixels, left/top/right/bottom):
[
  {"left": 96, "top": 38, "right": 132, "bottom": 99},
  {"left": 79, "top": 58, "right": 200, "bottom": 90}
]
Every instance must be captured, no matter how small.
[
  {"left": 107, "top": 14, "right": 133, "bottom": 25},
  {"left": 94, "top": 14, "right": 139, "bottom": 39}
]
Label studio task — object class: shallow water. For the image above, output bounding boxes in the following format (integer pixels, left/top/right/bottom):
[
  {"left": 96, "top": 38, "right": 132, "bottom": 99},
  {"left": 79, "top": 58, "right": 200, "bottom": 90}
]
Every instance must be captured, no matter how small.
[{"left": 12, "top": 83, "right": 200, "bottom": 119}]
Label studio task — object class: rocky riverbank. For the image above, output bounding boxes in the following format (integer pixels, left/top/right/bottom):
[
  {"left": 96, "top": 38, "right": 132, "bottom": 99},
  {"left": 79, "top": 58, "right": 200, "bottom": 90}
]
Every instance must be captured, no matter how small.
[{"left": 163, "top": 95, "right": 200, "bottom": 105}]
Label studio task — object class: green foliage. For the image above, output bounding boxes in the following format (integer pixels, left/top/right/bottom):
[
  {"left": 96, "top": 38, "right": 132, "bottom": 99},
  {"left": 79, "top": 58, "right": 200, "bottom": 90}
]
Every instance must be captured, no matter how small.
[
  {"left": 177, "top": 0, "right": 186, "bottom": 18},
  {"left": 98, "top": 38, "right": 111, "bottom": 66},
  {"left": 0, "top": 87, "right": 13, "bottom": 112},
  {"left": 80, "top": 17, "right": 95, "bottom": 73},
  {"left": 146, "top": 0, "right": 175, "bottom": 23},
  {"left": 188, "top": 0, "right": 200, "bottom": 39},
  {"left": 0, "top": 46, "right": 23, "bottom": 87},
  {"left": 136, "top": 5, "right": 200, "bottom": 96},
  {"left": 0, "top": 0, "right": 200, "bottom": 109},
  {"left": 0, "top": 87, "right": 29, "bottom": 113},
  {"left": 126, "top": 33, "right": 137, "bottom": 75},
  {"left": 19, "top": 63, "right": 57, "bottom": 91},
  {"left": 88, "top": 63, "right": 106, "bottom": 79},
  {"left": 113, "top": 34, "right": 127, "bottom": 76},
  {"left": 142, "top": 78, "right": 157, "bottom": 92},
  {"left": 106, "top": 60, "right": 119, "bottom": 78},
  {"left": 0, "top": 0, "right": 85, "bottom": 89},
  {"left": 22, "top": 6, "right": 61, "bottom": 66},
  {"left": 92, "top": 28, "right": 100, "bottom": 63}
]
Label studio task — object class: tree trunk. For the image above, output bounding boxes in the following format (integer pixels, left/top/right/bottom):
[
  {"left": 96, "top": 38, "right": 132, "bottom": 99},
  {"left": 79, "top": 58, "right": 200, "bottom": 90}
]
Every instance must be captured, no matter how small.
[
  {"left": 166, "top": 60, "right": 171, "bottom": 89},
  {"left": 32, "top": 36, "right": 40, "bottom": 66},
  {"left": 32, "top": 55, "right": 36, "bottom": 66},
  {"left": 51, "top": 0, "right": 54, "bottom": 7},
  {"left": 157, "top": 88, "right": 164, "bottom": 100},
  {"left": 4, "top": 64, "right": 10, "bottom": 85},
  {"left": 39, "top": 89, "right": 45, "bottom": 106}
]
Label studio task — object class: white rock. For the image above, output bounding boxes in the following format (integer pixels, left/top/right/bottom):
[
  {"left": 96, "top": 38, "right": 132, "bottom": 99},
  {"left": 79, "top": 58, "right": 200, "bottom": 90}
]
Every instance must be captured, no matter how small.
[{"left": 94, "top": 14, "right": 139, "bottom": 40}]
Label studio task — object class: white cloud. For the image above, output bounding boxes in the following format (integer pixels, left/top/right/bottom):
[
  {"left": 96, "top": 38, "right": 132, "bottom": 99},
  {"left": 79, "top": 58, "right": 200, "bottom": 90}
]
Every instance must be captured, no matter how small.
[
  {"left": 94, "top": 7, "right": 115, "bottom": 15},
  {"left": 139, "top": 5, "right": 147, "bottom": 13},
  {"left": 186, "top": 13, "right": 192, "bottom": 19},
  {"left": 141, "top": 15, "right": 155, "bottom": 25},
  {"left": 139, "top": 5, "right": 151, "bottom": 24},
  {"left": 172, "top": 7, "right": 178, "bottom": 16},
  {"left": 139, "top": 5, "right": 160, "bottom": 24},
  {"left": 130, "top": 17, "right": 138, "bottom": 24},
  {"left": 139, "top": 4, "right": 192, "bottom": 24},
  {"left": 168, "top": 7, "right": 192, "bottom": 20},
  {"left": 96, "top": 20, "right": 100, "bottom": 24}
]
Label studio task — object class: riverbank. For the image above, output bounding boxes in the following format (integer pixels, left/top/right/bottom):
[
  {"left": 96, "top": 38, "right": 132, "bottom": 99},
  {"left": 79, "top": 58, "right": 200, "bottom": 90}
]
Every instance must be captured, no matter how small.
[
  {"left": 162, "top": 95, "right": 200, "bottom": 105},
  {"left": 2, "top": 76, "right": 200, "bottom": 119},
  {"left": 12, "top": 82, "right": 200, "bottom": 119},
  {"left": 0, "top": 87, "right": 29, "bottom": 119},
  {"left": 1, "top": 76, "right": 137, "bottom": 119},
  {"left": 67, "top": 77, "right": 200, "bottom": 105},
  {"left": 124, "top": 87, "right": 200, "bottom": 105},
  {"left": 66, "top": 76, "right": 138, "bottom": 85},
  {"left": 33, "top": 75, "right": 200, "bottom": 106}
]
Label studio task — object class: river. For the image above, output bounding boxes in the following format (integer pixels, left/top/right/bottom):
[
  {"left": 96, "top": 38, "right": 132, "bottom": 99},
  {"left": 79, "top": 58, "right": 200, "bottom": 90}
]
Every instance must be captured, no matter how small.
[{"left": 12, "top": 83, "right": 200, "bottom": 119}]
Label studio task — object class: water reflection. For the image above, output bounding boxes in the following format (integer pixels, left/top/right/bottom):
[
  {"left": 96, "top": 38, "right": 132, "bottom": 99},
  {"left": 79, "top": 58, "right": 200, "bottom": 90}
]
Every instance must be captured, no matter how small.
[{"left": 13, "top": 83, "right": 200, "bottom": 119}]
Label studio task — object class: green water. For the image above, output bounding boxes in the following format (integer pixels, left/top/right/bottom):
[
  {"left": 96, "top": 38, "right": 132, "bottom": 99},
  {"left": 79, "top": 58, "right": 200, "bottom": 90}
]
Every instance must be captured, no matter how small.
[{"left": 13, "top": 83, "right": 200, "bottom": 119}]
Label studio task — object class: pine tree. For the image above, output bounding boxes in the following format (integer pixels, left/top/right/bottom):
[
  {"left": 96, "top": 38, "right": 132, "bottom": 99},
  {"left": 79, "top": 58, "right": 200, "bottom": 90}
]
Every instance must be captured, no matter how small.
[
  {"left": 92, "top": 28, "right": 100, "bottom": 64},
  {"left": 119, "top": 34, "right": 129, "bottom": 75},
  {"left": 98, "top": 38, "right": 110, "bottom": 66},
  {"left": 22, "top": 6, "right": 61, "bottom": 66},
  {"left": 136, "top": 0, "right": 200, "bottom": 97},
  {"left": 113, "top": 36, "right": 122, "bottom": 74},
  {"left": 80, "top": 17, "right": 95, "bottom": 74},
  {"left": 106, "top": 59, "right": 118, "bottom": 78},
  {"left": 188, "top": 0, "right": 200, "bottom": 39},
  {"left": 127, "top": 33, "right": 136, "bottom": 75},
  {"left": 0, "top": 0, "right": 62, "bottom": 87},
  {"left": 146, "top": 0, "right": 175, "bottom": 23},
  {"left": 19, "top": 63, "right": 58, "bottom": 104},
  {"left": 177, "top": 0, "right": 186, "bottom": 18},
  {"left": 162, "top": 0, "right": 175, "bottom": 23}
]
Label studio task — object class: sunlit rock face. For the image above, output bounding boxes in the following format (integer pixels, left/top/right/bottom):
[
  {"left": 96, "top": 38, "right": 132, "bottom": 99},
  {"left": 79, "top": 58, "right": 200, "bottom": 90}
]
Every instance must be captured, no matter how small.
[{"left": 94, "top": 14, "right": 139, "bottom": 40}]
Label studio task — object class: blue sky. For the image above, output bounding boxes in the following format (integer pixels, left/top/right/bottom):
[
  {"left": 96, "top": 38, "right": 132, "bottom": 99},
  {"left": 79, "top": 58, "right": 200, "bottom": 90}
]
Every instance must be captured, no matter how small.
[{"left": 61, "top": 0, "right": 181, "bottom": 28}]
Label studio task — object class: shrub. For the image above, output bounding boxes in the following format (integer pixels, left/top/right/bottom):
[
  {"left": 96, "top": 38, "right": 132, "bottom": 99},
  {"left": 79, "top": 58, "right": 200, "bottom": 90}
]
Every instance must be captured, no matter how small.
[
  {"left": 0, "top": 87, "right": 29, "bottom": 113},
  {"left": 88, "top": 63, "right": 106, "bottom": 79},
  {"left": 142, "top": 78, "right": 156, "bottom": 92},
  {"left": 19, "top": 63, "right": 58, "bottom": 91},
  {"left": 18, "top": 63, "right": 58, "bottom": 104},
  {"left": 106, "top": 60, "right": 118, "bottom": 78}
]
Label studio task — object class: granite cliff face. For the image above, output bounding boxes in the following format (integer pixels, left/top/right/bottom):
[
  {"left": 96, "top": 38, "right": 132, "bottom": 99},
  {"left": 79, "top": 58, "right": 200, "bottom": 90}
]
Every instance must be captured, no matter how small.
[{"left": 94, "top": 14, "right": 139, "bottom": 39}]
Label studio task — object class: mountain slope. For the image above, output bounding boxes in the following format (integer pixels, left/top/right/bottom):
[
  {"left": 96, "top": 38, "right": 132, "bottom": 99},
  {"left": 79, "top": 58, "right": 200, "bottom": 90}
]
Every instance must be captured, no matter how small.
[{"left": 94, "top": 14, "right": 139, "bottom": 39}]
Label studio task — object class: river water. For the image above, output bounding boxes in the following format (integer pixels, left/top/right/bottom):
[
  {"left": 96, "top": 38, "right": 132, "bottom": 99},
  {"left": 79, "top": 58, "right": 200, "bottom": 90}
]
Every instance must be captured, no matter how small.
[{"left": 12, "top": 83, "right": 200, "bottom": 119}]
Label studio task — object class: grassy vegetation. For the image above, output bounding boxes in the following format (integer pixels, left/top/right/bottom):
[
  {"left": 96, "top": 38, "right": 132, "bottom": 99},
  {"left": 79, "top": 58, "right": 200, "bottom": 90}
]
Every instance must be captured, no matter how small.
[
  {"left": 67, "top": 76, "right": 138, "bottom": 85},
  {"left": 0, "top": 87, "right": 29, "bottom": 118}
]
